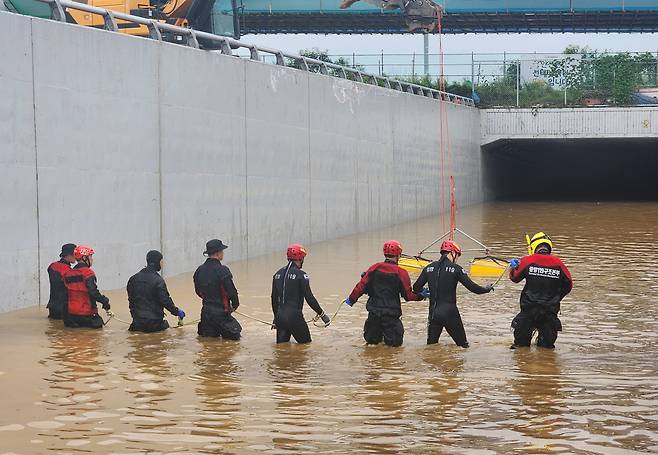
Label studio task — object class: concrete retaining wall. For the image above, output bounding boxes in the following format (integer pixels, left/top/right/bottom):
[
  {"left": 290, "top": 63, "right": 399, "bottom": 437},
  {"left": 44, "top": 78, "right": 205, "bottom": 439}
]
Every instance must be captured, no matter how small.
[{"left": 0, "top": 11, "right": 483, "bottom": 312}]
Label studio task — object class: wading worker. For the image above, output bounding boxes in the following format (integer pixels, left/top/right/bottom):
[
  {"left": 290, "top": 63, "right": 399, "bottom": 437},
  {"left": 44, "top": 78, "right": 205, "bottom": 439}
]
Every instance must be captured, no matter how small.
[
  {"left": 193, "top": 239, "right": 242, "bottom": 340},
  {"left": 345, "top": 240, "right": 425, "bottom": 347},
  {"left": 46, "top": 243, "right": 76, "bottom": 320},
  {"left": 509, "top": 232, "right": 573, "bottom": 349},
  {"left": 126, "top": 250, "right": 186, "bottom": 333},
  {"left": 271, "top": 244, "right": 331, "bottom": 344},
  {"left": 412, "top": 240, "right": 493, "bottom": 348},
  {"left": 63, "top": 245, "right": 111, "bottom": 329}
]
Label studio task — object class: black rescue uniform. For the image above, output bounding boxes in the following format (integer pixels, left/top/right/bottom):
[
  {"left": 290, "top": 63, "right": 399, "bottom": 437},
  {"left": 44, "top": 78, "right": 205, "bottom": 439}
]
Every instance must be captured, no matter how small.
[
  {"left": 127, "top": 265, "right": 181, "bottom": 333},
  {"left": 271, "top": 262, "right": 325, "bottom": 344},
  {"left": 46, "top": 259, "right": 72, "bottom": 320},
  {"left": 510, "top": 252, "right": 573, "bottom": 348},
  {"left": 193, "top": 258, "right": 242, "bottom": 339},
  {"left": 413, "top": 255, "right": 491, "bottom": 347},
  {"left": 349, "top": 260, "right": 423, "bottom": 347}
]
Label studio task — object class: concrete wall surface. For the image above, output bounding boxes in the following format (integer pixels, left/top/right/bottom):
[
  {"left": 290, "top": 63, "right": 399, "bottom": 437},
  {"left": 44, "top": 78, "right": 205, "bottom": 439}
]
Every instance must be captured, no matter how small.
[
  {"left": 481, "top": 107, "right": 658, "bottom": 145},
  {"left": 0, "top": 11, "right": 483, "bottom": 312}
]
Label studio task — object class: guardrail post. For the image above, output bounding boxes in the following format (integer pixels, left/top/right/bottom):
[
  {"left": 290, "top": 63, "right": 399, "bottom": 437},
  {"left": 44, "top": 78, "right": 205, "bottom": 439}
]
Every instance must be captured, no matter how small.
[
  {"left": 51, "top": 0, "right": 66, "bottom": 22},
  {"left": 319, "top": 63, "right": 329, "bottom": 75},
  {"left": 274, "top": 51, "right": 285, "bottom": 66},
  {"left": 103, "top": 10, "right": 118, "bottom": 32},
  {"left": 219, "top": 38, "right": 232, "bottom": 55},
  {"left": 249, "top": 46, "right": 260, "bottom": 61},
  {"left": 186, "top": 30, "right": 200, "bottom": 49},
  {"left": 356, "top": 71, "right": 364, "bottom": 83},
  {"left": 147, "top": 20, "right": 162, "bottom": 41},
  {"left": 300, "top": 57, "right": 310, "bottom": 72}
]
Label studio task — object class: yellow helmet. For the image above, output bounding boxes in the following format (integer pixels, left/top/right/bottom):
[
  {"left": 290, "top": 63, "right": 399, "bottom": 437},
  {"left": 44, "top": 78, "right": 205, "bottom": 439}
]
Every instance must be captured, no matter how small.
[{"left": 525, "top": 232, "right": 553, "bottom": 255}]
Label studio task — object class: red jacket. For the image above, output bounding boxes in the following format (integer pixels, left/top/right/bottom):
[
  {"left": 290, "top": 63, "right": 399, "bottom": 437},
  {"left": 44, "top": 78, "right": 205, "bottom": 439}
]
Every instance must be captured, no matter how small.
[
  {"left": 510, "top": 253, "right": 573, "bottom": 314},
  {"left": 350, "top": 261, "right": 422, "bottom": 317},
  {"left": 63, "top": 264, "right": 109, "bottom": 317}
]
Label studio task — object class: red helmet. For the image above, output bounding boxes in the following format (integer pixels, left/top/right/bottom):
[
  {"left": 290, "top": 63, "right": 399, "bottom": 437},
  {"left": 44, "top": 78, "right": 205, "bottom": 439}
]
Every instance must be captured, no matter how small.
[
  {"left": 383, "top": 240, "right": 403, "bottom": 257},
  {"left": 287, "top": 244, "right": 307, "bottom": 261},
  {"left": 74, "top": 245, "right": 95, "bottom": 260},
  {"left": 440, "top": 240, "right": 462, "bottom": 256}
]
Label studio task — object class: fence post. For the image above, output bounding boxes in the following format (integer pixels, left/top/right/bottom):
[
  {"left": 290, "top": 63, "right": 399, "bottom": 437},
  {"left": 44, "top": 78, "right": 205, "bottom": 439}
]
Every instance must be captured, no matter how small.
[
  {"left": 423, "top": 33, "right": 429, "bottom": 76},
  {"left": 412, "top": 52, "right": 416, "bottom": 79},
  {"left": 471, "top": 52, "right": 475, "bottom": 99},
  {"left": 563, "top": 58, "right": 567, "bottom": 106},
  {"left": 516, "top": 60, "right": 521, "bottom": 107}
]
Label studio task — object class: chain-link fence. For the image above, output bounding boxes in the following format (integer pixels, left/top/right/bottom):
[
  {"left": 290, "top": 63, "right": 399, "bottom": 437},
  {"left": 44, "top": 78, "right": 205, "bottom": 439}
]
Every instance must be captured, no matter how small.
[{"left": 317, "top": 51, "right": 658, "bottom": 107}]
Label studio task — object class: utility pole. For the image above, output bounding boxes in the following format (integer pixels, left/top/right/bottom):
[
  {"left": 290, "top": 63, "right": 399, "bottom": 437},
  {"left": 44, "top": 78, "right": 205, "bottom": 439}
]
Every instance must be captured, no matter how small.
[{"left": 423, "top": 32, "right": 429, "bottom": 76}]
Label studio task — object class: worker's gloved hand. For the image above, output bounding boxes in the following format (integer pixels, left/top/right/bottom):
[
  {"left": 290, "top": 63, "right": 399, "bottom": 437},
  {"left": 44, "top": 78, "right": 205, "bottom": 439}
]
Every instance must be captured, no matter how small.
[
  {"left": 231, "top": 301, "right": 239, "bottom": 311},
  {"left": 419, "top": 288, "right": 430, "bottom": 299},
  {"left": 485, "top": 284, "right": 494, "bottom": 292},
  {"left": 345, "top": 298, "right": 354, "bottom": 307},
  {"left": 177, "top": 309, "right": 186, "bottom": 319},
  {"left": 509, "top": 258, "right": 520, "bottom": 269},
  {"left": 320, "top": 312, "right": 331, "bottom": 327},
  {"left": 101, "top": 299, "right": 111, "bottom": 311}
]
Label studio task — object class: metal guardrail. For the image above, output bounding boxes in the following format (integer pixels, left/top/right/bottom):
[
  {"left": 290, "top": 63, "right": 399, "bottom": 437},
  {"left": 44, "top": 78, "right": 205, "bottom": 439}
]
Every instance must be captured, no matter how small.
[{"left": 34, "top": 0, "right": 474, "bottom": 107}]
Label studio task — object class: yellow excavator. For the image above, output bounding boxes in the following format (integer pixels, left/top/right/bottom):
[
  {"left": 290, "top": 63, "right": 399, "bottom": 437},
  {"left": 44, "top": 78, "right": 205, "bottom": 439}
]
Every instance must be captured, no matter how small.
[{"left": 4, "top": 0, "right": 223, "bottom": 36}]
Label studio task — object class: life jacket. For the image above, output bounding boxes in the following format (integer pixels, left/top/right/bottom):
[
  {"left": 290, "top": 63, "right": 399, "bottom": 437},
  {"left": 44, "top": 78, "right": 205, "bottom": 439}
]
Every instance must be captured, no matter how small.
[{"left": 63, "top": 266, "right": 97, "bottom": 317}]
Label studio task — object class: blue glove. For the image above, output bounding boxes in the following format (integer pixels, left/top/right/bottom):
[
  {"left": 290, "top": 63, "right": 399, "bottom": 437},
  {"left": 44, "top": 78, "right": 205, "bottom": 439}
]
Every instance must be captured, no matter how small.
[
  {"left": 345, "top": 298, "right": 354, "bottom": 307},
  {"left": 509, "top": 258, "right": 520, "bottom": 270},
  {"left": 419, "top": 288, "right": 430, "bottom": 299},
  {"left": 177, "top": 309, "right": 186, "bottom": 319}
]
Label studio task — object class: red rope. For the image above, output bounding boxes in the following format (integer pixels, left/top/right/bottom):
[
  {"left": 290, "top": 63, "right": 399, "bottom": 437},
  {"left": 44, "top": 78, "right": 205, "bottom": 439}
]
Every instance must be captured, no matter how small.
[{"left": 436, "top": 6, "right": 455, "bottom": 238}]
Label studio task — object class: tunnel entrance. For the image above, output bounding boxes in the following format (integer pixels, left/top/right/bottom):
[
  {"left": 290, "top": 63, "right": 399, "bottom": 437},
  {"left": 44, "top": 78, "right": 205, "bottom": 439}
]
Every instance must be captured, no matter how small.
[{"left": 483, "top": 138, "right": 658, "bottom": 201}]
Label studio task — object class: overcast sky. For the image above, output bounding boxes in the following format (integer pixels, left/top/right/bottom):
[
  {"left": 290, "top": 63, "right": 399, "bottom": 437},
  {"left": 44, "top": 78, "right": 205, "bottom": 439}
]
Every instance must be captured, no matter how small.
[{"left": 241, "top": 33, "right": 658, "bottom": 56}]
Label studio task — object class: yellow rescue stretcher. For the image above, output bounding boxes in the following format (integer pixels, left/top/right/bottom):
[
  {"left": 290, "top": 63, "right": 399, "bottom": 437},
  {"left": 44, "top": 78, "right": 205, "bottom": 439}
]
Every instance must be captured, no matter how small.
[{"left": 400, "top": 254, "right": 509, "bottom": 277}]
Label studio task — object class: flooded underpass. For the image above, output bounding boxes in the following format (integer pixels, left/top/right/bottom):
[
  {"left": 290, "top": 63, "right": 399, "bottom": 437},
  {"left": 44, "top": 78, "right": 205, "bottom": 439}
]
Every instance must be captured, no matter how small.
[{"left": 1, "top": 201, "right": 658, "bottom": 454}]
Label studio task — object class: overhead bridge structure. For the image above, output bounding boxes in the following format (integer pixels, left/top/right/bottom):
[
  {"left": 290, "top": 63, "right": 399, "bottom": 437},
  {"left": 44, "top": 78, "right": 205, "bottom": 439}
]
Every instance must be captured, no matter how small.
[{"left": 216, "top": 0, "right": 658, "bottom": 36}]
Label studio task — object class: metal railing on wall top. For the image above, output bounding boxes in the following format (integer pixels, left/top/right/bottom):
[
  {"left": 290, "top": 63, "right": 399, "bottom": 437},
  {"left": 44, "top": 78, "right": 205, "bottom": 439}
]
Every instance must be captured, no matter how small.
[{"left": 32, "top": 0, "right": 474, "bottom": 107}]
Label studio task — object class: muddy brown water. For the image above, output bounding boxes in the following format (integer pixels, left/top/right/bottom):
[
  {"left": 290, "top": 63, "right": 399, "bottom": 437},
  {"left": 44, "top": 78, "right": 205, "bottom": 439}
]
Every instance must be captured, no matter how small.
[{"left": 1, "top": 202, "right": 657, "bottom": 454}]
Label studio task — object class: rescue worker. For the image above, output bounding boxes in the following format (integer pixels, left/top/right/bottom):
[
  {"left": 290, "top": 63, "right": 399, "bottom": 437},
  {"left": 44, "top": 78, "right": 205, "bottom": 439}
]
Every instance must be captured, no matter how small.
[
  {"left": 46, "top": 243, "right": 76, "bottom": 320},
  {"left": 193, "top": 239, "right": 242, "bottom": 340},
  {"left": 345, "top": 240, "right": 426, "bottom": 347},
  {"left": 126, "top": 250, "right": 186, "bottom": 333},
  {"left": 63, "top": 245, "right": 111, "bottom": 329},
  {"left": 271, "top": 244, "right": 331, "bottom": 344},
  {"left": 509, "top": 232, "right": 573, "bottom": 349},
  {"left": 412, "top": 240, "right": 493, "bottom": 348}
]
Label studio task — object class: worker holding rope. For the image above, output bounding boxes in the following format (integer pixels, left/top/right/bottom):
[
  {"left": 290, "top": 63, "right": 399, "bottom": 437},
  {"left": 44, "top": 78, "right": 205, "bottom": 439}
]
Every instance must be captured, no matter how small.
[
  {"left": 508, "top": 232, "right": 573, "bottom": 350},
  {"left": 126, "top": 250, "right": 186, "bottom": 333},
  {"left": 345, "top": 240, "right": 427, "bottom": 347},
  {"left": 271, "top": 244, "right": 331, "bottom": 344},
  {"left": 193, "top": 239, "right": 242, "bottom": 340},
  {"left": 62, "top": 245, "right": 111, "bottom": 329},
  {"left": 412, "top": 240, "right": 493, "bottom": 348}
]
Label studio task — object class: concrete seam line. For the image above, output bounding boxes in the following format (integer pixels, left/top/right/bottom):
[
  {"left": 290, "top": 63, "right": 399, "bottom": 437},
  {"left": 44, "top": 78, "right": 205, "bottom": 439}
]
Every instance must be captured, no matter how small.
[
  {"left": 157, "top": 40, "right": 164, "bottom": 268},
  {"left": 30, "top": 18, "right": 42, "bottom": 308},
  {"left": 244, "top": 58, "right": 249, "bottom": 260}
]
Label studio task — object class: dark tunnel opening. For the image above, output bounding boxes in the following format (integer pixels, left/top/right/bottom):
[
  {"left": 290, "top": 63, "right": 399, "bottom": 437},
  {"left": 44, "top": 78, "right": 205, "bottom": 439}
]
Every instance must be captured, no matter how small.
[{"left": 483, "top": 138, "right": 658, "bottom": 201}]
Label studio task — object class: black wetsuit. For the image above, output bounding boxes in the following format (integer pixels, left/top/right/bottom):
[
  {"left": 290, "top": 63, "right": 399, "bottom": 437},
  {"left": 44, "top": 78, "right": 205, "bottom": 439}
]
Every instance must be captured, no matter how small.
[
  {"left": 349, "top": 260, "right": 423, "bottom": 347},
  {"left": 413, "top": 255, "right": 491, "bottom": 347},
  {"left": 510, "top": 252, "right": 573, "bottom": 348},
  {"left": 46, "top": 259, "right": 71, "bottom": 320},
  {"left": 271, "top": 262, "right": 325, "bottom": 344},
  {"left": 193, "top": 258, "right": 242, "bottom": 339},
  {"left": 127, "top": 265, "right": 180, "bottom": 333}
]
